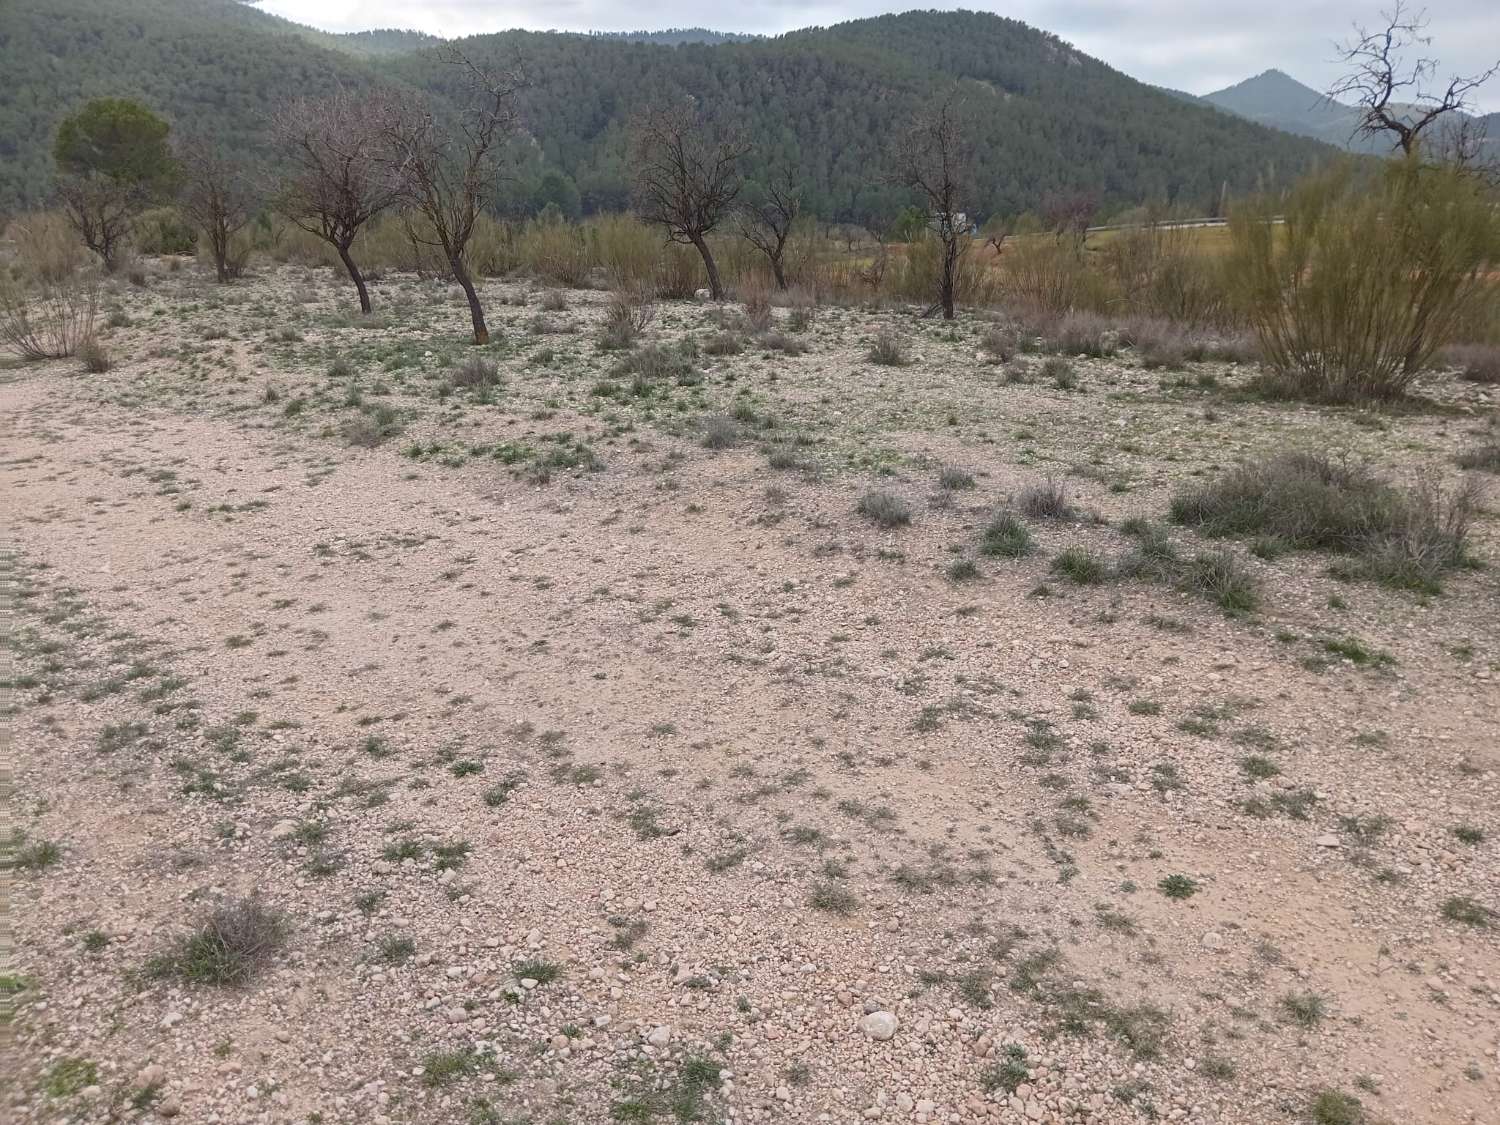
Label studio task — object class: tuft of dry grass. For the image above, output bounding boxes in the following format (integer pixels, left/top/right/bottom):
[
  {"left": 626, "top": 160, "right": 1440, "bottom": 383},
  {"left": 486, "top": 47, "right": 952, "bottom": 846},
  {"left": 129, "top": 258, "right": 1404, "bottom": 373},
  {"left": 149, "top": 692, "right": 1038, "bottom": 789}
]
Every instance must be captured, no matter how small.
[{"left": 146, "top": 896, "right": 285, "bottom": 986}]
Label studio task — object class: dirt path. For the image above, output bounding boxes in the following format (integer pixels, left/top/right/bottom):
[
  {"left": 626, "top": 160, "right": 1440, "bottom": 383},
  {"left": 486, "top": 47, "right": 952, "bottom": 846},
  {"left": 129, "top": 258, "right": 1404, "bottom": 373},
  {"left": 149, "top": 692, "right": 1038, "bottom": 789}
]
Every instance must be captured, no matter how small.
[{"left": 5, "top": 288, "right": 1499, "bottom": 1125}]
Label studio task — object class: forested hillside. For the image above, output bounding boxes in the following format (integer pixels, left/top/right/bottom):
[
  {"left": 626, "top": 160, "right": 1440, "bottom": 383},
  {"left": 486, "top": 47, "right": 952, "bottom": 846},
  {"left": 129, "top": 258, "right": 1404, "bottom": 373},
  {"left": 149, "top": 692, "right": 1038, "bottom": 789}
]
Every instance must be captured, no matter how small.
[{"left": 0, "top": 0, "right": 1337, "bottom": 222}]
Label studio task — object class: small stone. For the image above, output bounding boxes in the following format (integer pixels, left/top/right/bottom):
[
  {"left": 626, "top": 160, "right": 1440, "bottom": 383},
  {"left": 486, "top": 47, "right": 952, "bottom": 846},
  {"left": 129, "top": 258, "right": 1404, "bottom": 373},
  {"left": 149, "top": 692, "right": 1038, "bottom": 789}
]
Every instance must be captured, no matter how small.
[
  {"left": 1201, "top": 932, "right": 1225, "bottom": 951},
  {"left": 1315, "top": 834, "right": 1341, "bottom": 848},
  {"left": 858, "top": 1011, "right": 899, "bottom": 1041},
  {"left": 268, "top": 819, "right": 298, "bottom": 841},
  {"left": 647, "top": 1025, "right": 673, "bottom": 1048},
  {"left": 137, "top": 1064, "right": 165, "bottom": 1087},
  {"left": 158, "top": 1096, "right": 182, "bottom": 1118}
]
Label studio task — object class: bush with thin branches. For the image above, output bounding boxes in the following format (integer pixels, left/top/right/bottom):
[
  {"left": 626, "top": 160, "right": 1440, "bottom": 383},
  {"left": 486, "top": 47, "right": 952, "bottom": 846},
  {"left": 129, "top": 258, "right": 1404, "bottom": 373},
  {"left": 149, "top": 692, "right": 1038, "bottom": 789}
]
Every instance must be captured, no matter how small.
[
  {"left": 1230, "top": 159, "right": 1499, "bottom": 402},
  {"left": 598, "top": 284, "right": 656, "bottom": 351},
  {"left": 0, "top": 273, "right": 99, "bottom": 360}
]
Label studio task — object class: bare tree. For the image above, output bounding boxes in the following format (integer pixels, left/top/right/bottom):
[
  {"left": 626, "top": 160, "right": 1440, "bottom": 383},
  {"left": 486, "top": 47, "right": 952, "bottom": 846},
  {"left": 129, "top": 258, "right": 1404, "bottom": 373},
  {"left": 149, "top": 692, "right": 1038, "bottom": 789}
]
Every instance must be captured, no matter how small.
[
  {"left": 889, "top": 90, "right": 972, "bottom": 320},
  {"left": 272, "top": 89, "right": 399, "bottom": 313},
  {"left": 631, "top": 103, "right": 749, "bottom": 301},
  {"left": 1329, "top": 2, "right": 1499, "bottom": 158},
  {"left": 1042, "top": 191, "right": 1097, "bottom": 250},
  {"left": 735, "top": 162, "right": 801, "bottom": 290},
  {"left": 379, "top": 49, "right": 525, "bottom": 345},
  {"left": 54, "top": 174, "right": 137, "bottom": 272},
  {"left": 177, "top": 138, "right": 257, "bottom": 283}
]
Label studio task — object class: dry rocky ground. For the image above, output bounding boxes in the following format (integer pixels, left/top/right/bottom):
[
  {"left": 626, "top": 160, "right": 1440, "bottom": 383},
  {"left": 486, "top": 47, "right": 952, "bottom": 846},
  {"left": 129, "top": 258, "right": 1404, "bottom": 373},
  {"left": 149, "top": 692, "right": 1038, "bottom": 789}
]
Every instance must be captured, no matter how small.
[{"left": 4, "top": 261, "right": 1499, "bottom": 1125}]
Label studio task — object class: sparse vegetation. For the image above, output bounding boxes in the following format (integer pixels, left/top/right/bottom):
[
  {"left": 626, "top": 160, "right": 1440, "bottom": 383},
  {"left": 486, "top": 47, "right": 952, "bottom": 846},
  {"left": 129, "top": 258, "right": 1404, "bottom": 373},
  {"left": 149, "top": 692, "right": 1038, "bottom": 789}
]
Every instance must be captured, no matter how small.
[
  {"left": 1171, "top": 452, "right": 1480, "bottom": 592},
  {"left": 145, "top": 896, "right": 285, "bottom": 986}
]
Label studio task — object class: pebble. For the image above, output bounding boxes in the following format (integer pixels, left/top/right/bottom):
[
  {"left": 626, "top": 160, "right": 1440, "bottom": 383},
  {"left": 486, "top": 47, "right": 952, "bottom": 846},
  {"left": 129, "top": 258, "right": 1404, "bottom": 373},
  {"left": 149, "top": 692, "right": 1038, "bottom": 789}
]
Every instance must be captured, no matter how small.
[
  {"left": 858, "top": 1011, "right": 900, "bottom": 1041},
  {"left": 647, "top": 1024, "right": 673, "bottom": 1048}
]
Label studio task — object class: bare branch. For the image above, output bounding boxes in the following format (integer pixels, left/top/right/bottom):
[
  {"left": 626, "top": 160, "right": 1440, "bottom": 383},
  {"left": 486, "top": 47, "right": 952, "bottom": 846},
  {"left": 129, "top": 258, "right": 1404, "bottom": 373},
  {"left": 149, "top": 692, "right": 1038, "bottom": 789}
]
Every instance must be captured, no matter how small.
[
  {"left": 1328, "top": 2, "right": 1499, "bottom": 157},
  {"left": 177, "top": 136, "right": 257, "bottom": 282},
  {"left": 631, "top": 101, "right": 750, "bottom": 300},
  {"left": 735, "top": 161, "right": 801, "bottom": 290},
  {"left": 376, "top": 48, "right": 527, "bottom": 343},
  {"left": 888, "top": 88, "right": 973, "bottom": 319},
  {"left": 271, "top": 88, "right": 400, "bottom": 312}
]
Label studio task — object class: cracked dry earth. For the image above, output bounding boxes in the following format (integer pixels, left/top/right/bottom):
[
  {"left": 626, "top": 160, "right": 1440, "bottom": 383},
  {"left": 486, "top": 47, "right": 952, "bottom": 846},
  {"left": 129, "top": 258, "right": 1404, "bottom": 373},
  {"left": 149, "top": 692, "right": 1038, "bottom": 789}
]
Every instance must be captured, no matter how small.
[{"left": 4, "top": 267, "right": 1500, "bottom": 1125}]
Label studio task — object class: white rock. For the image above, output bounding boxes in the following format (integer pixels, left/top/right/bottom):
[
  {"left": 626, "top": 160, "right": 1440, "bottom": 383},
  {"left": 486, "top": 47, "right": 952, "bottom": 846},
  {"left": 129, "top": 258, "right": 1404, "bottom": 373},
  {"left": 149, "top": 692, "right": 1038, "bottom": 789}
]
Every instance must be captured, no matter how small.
[
  {"left": 647, "top": 1025, "right": 673, "bottom": 1048},
  {"left": 858, "top": 1011, "right": 899, "bottom": 1041}
]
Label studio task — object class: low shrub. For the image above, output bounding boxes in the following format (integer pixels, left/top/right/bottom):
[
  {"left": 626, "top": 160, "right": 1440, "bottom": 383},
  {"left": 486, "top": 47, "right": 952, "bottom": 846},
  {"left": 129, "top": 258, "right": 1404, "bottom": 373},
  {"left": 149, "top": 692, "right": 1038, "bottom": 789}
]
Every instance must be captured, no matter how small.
[
  {"left": 79, "top": 337, "right": 112, "bottom": 373},
  {"left": 1448, "top": 344, "right": 1500, "bottom": 385},
  {"left": 0, "top": 273, "right": 99, "bottom": 360},
  {"left": 1043, "top": 356, "right": 1078, "bottom": 390},
  {"left": 979, "top": 326, "right": 1016, "bottom": 363},
  {"left": 612, "top": 342, "right": 696, "bottom": 386},
  {"left": 146, "top": 896, "right": 285, "bottom": 986},
  {"left": 1170, "top": 452, "right": 1479, "bottom": 592},
  {"left": 702, "top": 331, "right": 743, "bottom": 356},
  {"left": 699, "top": 414, "right": 741, "bottom": 450},
  {"left": 1051, "top": 546, "right": 1108, "bottom": 584},
  {"left": 598, "top": 285, "right": 655, "bottom": 351},
  {"left": 1455, "top": 444, "right": 1500, "bottom": 473},
  {"left": 1017, "top": 478, "right": 1074, "bottom": 520},
  {"left": 857, "top": 490, "right": 913, "bottom": 528},
  {"left": 980, "top": 510, "right": 1032, "bottom": 557},
  {"left": 868, "top": 331, "right": 910, "bottom": 367},
  {"left": 450, "top": 354, "right": 500, "bottom": 388}
]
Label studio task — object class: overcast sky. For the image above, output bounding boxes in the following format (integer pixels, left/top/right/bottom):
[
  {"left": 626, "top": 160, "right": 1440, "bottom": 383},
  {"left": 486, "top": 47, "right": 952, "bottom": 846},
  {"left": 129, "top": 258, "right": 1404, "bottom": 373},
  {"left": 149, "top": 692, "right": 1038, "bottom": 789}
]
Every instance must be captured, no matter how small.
[{"left": 254, "top": 1, "right": 1500, "bottom": 111}]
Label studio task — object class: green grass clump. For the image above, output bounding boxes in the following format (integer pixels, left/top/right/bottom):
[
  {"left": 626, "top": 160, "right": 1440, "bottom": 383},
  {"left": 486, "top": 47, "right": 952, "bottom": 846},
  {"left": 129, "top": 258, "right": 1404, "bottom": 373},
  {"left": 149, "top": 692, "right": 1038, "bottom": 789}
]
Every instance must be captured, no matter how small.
[
  {"left": 1170, "top": 452, "right": 1477, "bottom": 593},
  {"left": 1157, "top": 874, "right": 1198, "bottom": 900},
  {"left": 1050, "top": 546, "right": 1108, "bottom": 585},
  {"left": 980, "top": 510, "right": 1032, "bottom": 557},
  {"left": 145, "top": 897, "right": 285, "bottom": 986}
]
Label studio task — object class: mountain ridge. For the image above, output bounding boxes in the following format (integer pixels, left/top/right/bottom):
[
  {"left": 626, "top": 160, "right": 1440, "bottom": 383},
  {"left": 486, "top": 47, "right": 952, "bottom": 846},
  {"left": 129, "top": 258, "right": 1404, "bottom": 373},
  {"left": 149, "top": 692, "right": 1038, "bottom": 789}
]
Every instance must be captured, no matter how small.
[{"left": 0, "top": 1, "right": 1338, "bottom": 221}]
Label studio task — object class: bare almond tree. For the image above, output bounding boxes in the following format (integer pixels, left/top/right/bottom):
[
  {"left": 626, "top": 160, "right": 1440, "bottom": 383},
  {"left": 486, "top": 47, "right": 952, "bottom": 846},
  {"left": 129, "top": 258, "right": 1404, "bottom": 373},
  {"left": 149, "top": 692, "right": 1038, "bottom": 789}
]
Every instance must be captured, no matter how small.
[
  {"left": 177, "top": 138, "right": 256, "bottom": 283},
  {"left": 890, "top": 90, "right": 972, "bottom": 320},
  {"left": 1042, "top": 191, "right": 1097, "bottom": 250},
  {"left": 54, "top": 174, "right": 136, "bottom": 273},
  {"left": 1329, "top": 2, "right": 1499, "bottom": 158},
  {"left": 272, "top": 89, "right": 399, "bottom": 313},
  {"left": 735, "top": 162, "right": 801, "bottom": 290},
  {"left": 379, "top": 49, "right": 525, "bottom": 345},
  {"left": 631, "top": 103, "right": 749, "bottom": 301}
]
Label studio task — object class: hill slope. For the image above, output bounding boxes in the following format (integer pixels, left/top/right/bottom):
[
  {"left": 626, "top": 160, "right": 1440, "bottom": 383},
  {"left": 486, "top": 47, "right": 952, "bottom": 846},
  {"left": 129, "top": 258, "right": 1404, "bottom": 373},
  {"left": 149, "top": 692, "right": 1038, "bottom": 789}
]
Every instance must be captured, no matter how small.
[
  {"left": 1202, "top": 69, "right": 1360, "bottom": 143},
  {"left": 1201, "top": 68, "right": 1495, "bottom": 159},
  {"left": 0, "top": 1, "right": 1337, "bottom": 221}
]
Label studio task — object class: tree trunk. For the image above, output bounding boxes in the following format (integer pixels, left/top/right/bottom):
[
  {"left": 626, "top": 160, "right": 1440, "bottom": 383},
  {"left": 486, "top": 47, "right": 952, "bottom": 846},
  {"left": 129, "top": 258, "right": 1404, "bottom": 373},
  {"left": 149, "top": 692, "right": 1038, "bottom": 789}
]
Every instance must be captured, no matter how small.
[
  {"left": 211, "top": 223, "right": 229, "bottom": 284},
  {"left": 692, "top": 235, "right": 725, "bottom": 300},
  {"left": 940, "top": 238, "right": 957, "bottom": 320},
  {"left": 336, "top": 241, "right": 372, "bottom": 314},
  {"left": 451, "top": 254, "right": 489, "bottom": 345},
  {"left": 770, "top": 253, "right": 787, "bottom": 291}
]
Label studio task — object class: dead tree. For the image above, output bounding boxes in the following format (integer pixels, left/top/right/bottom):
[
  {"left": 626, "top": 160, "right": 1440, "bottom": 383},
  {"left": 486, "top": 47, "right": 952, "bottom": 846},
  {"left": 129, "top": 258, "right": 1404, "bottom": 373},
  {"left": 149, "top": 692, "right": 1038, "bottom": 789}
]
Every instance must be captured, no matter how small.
[
  {"left": 1329, "top": 2, "right": 1499, "bottom": 158},
  {"left": 54, "top": 174, "right": 136, "bottom": 272},
  {"left": 272, "top": 89, "right": 399, "bottom": 313},
  {"left": 735, "top": 162, "right": 801, "bottom": 290},
  {"left": 631, "top": 103, "right": 749, "bottom": 301},
  {"left": 379, "top": 49, "right": 525, "bottom": 345},
  {"left": 890, "top": 90, "right": 972, "bottom": 320},
  {"left": 1042, "top": 191, "right": 1097, "bottom": 250},
  {"left": 177, "top": 138, "right": 256, "bottom": 282}
]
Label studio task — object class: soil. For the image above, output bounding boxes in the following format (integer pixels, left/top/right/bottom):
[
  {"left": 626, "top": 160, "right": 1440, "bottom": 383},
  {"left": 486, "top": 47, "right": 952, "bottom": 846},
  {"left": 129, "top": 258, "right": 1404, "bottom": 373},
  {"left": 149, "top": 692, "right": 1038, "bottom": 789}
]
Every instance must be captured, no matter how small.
[{"left": 4, "top": 261, "right": 1498, "bottom": 1125}]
